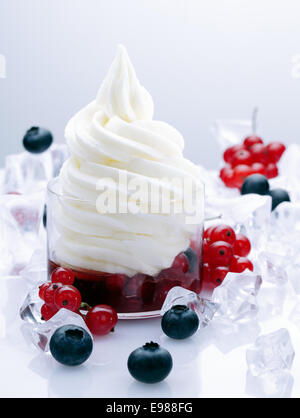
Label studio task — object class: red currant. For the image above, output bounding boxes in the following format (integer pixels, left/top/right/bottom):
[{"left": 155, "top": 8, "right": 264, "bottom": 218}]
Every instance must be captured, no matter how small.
[
  {"left": 249, "top": 143, "right": 270, "bottom": 164},
  {"left": 204, "top": 226, "right": 214, "bottom": 242},
  {"left": 39, "top": 282, "right": 51, "bottom": 301},
  {"left": 243, "top": 135, "right": 263, "bottom": 149},
  {"left": 223, "top": 145, "right": 245, "bottom": 164},
  {"left": 221, "top": 166, "right": 236, "bottom": 188},
  {"left": 231, "top": 149, "right": 252, "bottom": 168},
  {"left": 85, "top": 304, "right": 118, "bottom": 336},
  {"left": 232, "top": 165, "right": 253, "bottom": 188},
  {"left": 41, "top": 303, "right": 58, "bottom": 321},
  {"left": 230, "top": 256, "right": 253, "bottom": 273},
  {"left": 211, "top": 266, "right": 229, "bottom": 285},
  {"left": 207, "top": 241, "right": 234, "bottom": 267},
  {"left": 210, "top": 224, "right": 236, "bottom": 246},
  {"left": 44, "top": 283, "right": 62, "bottom": 306},
  {"left": 172, "top": 253, "right": 189, "bottom": 273},
  {"left": 202, "top": 239, "right": 210, "bottom": 263},
  {"left": 201, "top": 263, "right": 211, "bottom": 282},
  {"left": 54, "top": 285, "right": 82, "bottom": 312},
  {"left": 251, "top": 162, "right": 265, "bottom": 176},
  {"left": 265, "top": 163, "right": 278, "bottom": 179},
  {"left": 266, "top": 142, "right": 286, "bottom": 163},
  {"left": 51, "top": 267, "right": 75, "bottom": 285},
  {"left": 234, "top": 234, "right": 251, "bottom": 257}
]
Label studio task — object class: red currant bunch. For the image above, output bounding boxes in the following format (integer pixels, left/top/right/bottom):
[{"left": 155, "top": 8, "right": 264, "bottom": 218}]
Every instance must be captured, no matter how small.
[
  {"left": 220, "top": 135, "right": 286, "bottom": 189},
  {"left": 202, "top": 224, "right": 253, "bottom": 291},
  {"left": 39, "top": 267, "right": 81, "bottom": 320}
]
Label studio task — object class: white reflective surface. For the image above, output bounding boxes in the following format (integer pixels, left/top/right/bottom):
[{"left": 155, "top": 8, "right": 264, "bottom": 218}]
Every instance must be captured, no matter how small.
[{"left": 1, "top": 276, "right": 300, "bottom": 398}]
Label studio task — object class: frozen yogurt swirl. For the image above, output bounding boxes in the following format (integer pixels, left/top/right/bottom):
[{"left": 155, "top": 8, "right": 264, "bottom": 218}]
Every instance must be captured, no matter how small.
[{"left": 55, "top": 45, "right": 203, "bottom": 276}]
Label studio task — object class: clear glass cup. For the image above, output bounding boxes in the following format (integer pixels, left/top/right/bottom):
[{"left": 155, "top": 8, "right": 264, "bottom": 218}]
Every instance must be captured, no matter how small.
[{"left": 47, "top": 177, "right": 204, "bottom": 319}]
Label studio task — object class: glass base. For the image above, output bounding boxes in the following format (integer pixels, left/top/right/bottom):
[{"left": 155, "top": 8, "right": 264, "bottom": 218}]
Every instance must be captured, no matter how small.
[{"left": 117, "top": 310, "right": 161, "bottom": 320}]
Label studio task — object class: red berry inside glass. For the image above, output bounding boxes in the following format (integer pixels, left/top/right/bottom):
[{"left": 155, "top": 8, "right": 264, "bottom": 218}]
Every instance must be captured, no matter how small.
[
  {"left": 207, "top": 241, "right": 234, "bottom": 267},
  {"left": 210, "top": 224, "right": 236, "bottom": 246},
  {"left": 171, "top": 253, "right": 189, "bottom": 273},
  {"left": 234, "top": 234, "right": 251, "bottom": 257},
  {"left": 85, "top": 305, "right": 118, "bottom": 336},
  {"left": 51, "top": 267, "right": 75, "bottom": 286},
  {"left": 54, "top": 285, "right": 82, "bottom": 312}
]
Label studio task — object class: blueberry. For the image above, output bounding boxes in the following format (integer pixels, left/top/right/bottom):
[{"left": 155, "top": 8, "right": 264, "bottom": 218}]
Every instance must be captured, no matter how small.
[
  {"left": 268, "top": 188, "right": 290, "bottom": 211},
  {"left": 49, "top": 325, "right": 93, "bottom": 366},
  {"left": 43, "top": 205, "right": 47, "bottom": 228},
  {"left": 241, "top": 174, "right": 270, "bottom": 196},
  {"left": 184, "top": 247, "right": 198, "bottom": 273},
  {"left": 161, "top": 305, "right": 199, "bottom": 339},
  {"left": 23, "top": 126, "right": 53, "bottom": 154},
  {"left": 128, "top": 342, "right": 173, "bottom": 384}
]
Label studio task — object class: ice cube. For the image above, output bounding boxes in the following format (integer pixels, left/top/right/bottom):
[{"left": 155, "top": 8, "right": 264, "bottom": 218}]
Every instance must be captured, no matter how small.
[
  {"left": 161, "top": 286, "right": 219, "bottom": 328},
  {"left": 288, "top": 302, "right": 300, "bottom": 330},
  {"left": 276, "top": 144, "right": 300, "bottom": 202},
  {"left": 246, "top": 329, "right": 295, "bottom": 376},
  {"left": 211, "top": 119, "right": 252, "bottom": 151},
  {"left": 20, "top": 249, "right": 47, "bottom": 286},
  {"left": 0, "top": 192, "right": 45, "bottom": 274},
  {"left": 3, "top": 152, "right": 51, "bottom": 194},
  {"left": 286, "top": 257, "right": 300, "bottom": 294},
  {"left": 19, "top": 287, "right": 43, "bottom": 325},
  {"left": 21, "top": 308, "right": 92, "bottom": 352},
  {"left": 257, "top": 282, "right": 286, "bottom": 320},
  {"left": 212, "top": 271, "right": 262, "bottom": 323},
  {"left": 270, "top": 201, "right": 300, "bottom": 234},
  {"left": 50, "top": 144, "right": 69, "bottom": 177},
  {"left": 258, "top": 252, "right": 288, "bottom": 286},
  {"left": 246, "top": 369, "right": 294, "bottom": 398},
  {"left": 2, "top": 145, "right": 68, "bottom": 195},
  {"left": 210, "top": 320, "right": 261, "bottom": 354}
]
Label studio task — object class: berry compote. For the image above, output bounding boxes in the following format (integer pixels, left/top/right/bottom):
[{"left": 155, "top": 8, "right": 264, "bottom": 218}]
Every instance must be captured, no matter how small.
[{"left": 48, "top": 242, "right": 203, "bottom": 316}]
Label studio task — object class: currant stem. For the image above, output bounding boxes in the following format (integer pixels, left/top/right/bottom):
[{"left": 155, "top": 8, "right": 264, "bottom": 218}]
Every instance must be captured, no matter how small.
[{"left": 252, "top": 106, "right": 258, "bottom": 134}]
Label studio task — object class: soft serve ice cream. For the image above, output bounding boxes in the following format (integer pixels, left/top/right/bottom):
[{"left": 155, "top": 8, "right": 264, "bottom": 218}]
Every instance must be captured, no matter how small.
[{"left": 55, "top": 45, "right": 203, "bottom": 277}]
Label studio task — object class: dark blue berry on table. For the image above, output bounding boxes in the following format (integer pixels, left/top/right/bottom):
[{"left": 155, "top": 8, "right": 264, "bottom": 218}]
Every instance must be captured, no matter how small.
[
  {"left": 161, "top": 305, "right": 199, "bottom": 339},
  {"left": 184, "top": 247, "right": 197, "bottom": 273},
  {"left": 241, "top": 174, "right": 270, "bottom": 196},
  {"left": 23, "top": 126, "right": 53, "bottom": 154},
  {"left": 268, "top": 188, "right": 290, "bottom": 211},
  {"left": 128, "top": 342, "right": 173, "bottom": 384},
  {"left": 49, "top": 325, "right": 93, "bottom": 366}
]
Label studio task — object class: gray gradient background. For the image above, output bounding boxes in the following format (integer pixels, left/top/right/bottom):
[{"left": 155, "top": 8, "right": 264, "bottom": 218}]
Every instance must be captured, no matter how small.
[{"left": 0, "top": 0, "right": 300, "bottom": 168}]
